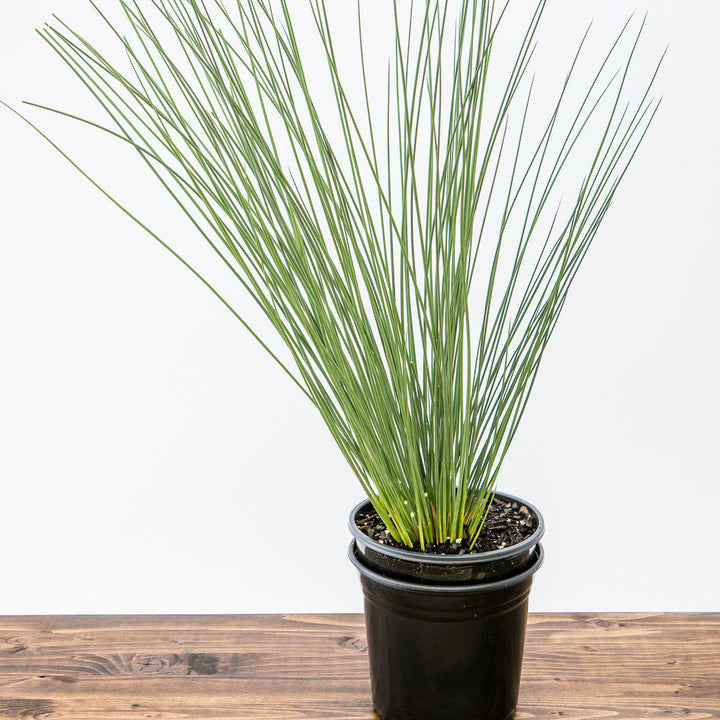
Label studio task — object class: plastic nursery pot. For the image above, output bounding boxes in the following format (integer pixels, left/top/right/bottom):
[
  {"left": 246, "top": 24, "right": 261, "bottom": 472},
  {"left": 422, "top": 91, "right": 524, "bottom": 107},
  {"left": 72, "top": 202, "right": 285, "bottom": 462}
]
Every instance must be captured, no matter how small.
[
  {"left": 349, "top": 492, "right": 544, "bottom": 585},
  {"left": 348, "top": 496, "right": 545, "bottom": 720}
]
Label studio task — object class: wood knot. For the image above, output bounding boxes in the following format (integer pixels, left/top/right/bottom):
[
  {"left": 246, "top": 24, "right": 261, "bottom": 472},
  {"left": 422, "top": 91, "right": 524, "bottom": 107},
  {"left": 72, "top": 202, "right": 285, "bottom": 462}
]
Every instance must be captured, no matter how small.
[
  {"left": 339, "top": 636, "right": 368, "bottom": 653},
  {"left": 130, "top": 654, "right": 178, "bottom": 674},
  {"left": 6, "top": 637, "right": 28, "bottom": 645},
  {"left": 4, "top": 638, "right": 29, "bottom": 655}
]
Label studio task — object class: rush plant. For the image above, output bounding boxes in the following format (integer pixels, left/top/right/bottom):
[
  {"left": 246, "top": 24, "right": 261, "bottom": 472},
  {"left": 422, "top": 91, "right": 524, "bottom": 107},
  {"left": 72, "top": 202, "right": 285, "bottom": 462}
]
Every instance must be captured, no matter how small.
[{"left": 12, "top": 0, "right": 662, "bottom": 548}]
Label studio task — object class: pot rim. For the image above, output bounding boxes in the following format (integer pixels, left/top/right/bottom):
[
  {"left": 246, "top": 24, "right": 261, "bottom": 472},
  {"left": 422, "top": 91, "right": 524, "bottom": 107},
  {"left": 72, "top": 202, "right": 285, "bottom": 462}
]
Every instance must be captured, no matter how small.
[
  {"left": 349, "top": 540, "right": 544, "bottom": 593},
  {"left": 348, "top": 491, "right": 544, "bottom": 566}
]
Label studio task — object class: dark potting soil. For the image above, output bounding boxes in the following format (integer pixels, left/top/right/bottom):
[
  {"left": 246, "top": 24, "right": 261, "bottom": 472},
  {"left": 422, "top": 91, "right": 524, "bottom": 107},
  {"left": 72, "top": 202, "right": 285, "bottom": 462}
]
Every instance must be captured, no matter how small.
[{"left": 356, "top": 497, "right": 537, "bottom": 555}]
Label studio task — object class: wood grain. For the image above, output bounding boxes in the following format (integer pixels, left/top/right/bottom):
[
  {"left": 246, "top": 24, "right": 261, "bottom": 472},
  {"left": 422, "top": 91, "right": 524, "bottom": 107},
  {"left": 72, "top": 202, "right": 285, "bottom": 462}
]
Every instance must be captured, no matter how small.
[{"left": 0, "top": 614, "right": 717, "bottom": 719}]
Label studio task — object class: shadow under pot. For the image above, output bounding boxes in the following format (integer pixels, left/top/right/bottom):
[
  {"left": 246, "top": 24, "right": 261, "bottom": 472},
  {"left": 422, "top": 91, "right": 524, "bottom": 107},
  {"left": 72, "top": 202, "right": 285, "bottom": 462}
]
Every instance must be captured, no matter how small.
[{"left": 348, "top": 494, "right": 545, "bottom": 720}]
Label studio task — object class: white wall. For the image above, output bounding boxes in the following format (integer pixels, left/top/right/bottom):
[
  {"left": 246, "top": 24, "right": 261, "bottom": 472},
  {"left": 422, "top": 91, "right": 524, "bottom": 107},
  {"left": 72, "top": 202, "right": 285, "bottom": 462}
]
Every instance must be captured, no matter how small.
[{"left": 1, "top": 0, "right": 718, "bottom": 615}]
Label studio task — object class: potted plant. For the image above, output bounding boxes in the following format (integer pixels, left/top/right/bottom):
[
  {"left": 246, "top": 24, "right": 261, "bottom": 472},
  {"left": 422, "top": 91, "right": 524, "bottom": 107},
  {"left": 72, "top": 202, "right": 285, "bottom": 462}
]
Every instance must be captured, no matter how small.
[{"left": 6, "top": 0, "right": 661, "bottom": 718}]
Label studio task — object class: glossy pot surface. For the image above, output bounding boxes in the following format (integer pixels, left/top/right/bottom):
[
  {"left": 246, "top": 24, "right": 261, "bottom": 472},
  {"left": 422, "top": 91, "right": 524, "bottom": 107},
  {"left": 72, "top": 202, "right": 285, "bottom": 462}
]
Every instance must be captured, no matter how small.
[{"left": 349, "top": 542, "right": 544, "bottom": 720}]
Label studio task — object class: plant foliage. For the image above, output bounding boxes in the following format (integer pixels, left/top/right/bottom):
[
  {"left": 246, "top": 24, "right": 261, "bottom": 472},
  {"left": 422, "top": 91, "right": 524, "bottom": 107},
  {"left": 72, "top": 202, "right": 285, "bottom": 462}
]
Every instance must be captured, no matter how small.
[{"left": 18, "top": 0, "right": 661, "bottom": 548}]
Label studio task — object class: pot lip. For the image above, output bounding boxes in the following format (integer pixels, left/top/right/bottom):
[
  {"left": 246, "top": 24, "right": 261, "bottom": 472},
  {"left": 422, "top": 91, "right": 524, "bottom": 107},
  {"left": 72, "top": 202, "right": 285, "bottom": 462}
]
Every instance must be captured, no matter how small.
[
  {"left": 348, "top": 491, "right": 544, "bottom": 566},
  {"left": 349, "top": 540, "right": 544, "bottom": 594}
]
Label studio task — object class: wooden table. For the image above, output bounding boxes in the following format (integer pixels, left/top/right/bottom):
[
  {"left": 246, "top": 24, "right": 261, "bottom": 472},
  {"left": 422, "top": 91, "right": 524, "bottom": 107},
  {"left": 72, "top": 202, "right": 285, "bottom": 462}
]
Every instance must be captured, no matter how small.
[{"left": 0, "top": 614, "right": 717, "bottom": 719}]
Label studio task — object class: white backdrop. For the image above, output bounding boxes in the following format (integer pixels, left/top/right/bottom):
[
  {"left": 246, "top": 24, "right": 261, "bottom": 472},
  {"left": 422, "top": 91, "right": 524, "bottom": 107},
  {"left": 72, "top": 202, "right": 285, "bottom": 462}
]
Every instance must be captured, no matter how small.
[{"left": 1, "top": 0, "right": 718, "bottom": 615}]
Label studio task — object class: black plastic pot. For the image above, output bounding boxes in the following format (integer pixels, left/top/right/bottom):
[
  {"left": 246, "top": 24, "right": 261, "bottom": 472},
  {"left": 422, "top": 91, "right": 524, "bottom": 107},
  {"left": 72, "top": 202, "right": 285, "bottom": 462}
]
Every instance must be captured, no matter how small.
[
  {"left": 349, "top": 492, "right": 544, "bottom": 584},
  {"left": 348, "top": 495, "right": 545, "bottom": 720}
]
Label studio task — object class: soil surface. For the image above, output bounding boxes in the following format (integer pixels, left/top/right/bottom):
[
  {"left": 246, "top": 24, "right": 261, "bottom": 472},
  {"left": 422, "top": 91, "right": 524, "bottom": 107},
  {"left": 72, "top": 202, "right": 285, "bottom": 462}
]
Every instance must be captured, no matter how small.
[{"left": 356, "top": 497, "right": 538, "bottom": 555}]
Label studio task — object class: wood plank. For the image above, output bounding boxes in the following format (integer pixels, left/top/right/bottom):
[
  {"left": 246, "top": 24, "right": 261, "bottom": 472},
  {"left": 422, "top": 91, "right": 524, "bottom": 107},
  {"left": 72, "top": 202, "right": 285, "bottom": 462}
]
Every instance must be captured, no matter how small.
[{"left": 0, "top": 614, "right": 717, "bottom": 719}]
